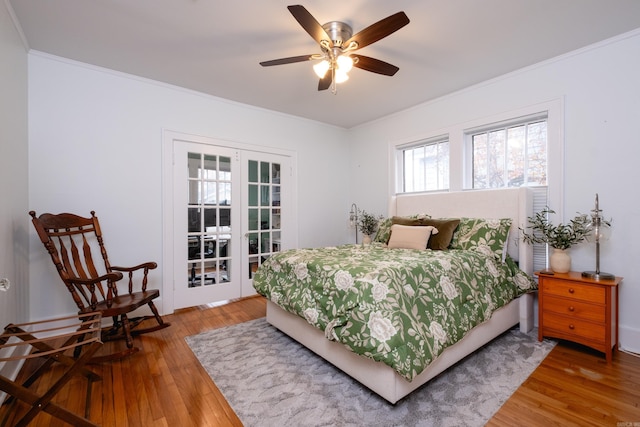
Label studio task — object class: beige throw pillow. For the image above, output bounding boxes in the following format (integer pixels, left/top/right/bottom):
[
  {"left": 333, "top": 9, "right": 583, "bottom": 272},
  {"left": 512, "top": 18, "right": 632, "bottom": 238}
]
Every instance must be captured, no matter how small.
[
  {"left": 387, "top": 224, "right": 438, "bottom": 250},
  {"left": 391, "top": 216, "right": 460, "bottom": 250}
]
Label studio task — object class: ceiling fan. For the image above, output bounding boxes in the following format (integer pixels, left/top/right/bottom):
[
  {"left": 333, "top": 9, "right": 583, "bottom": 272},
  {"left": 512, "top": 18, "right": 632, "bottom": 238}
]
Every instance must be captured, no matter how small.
[{"left": 260, "top": 5, "right": 410, "bottom": 93}]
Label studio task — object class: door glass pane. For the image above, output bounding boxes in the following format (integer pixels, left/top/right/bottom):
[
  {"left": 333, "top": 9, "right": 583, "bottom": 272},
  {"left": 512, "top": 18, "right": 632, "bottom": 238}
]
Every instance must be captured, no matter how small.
[
  {"left": 221, "top": 259, "right": 230, "bottom": 283},
  {"left": 219, "top": 182, "right": 231, "bottom": 205},
  {"left": 249, "top": 256, "right": 259, "bottom": 277},
  {"left": 248, "top": 232, "right": 258, "bottom": 254},
  {"left": 248, "top": 184, "right": 258, "bottom": 207},
  {"left": 260, "top": 208, "right": 270, "bottom": 229},
  {"left": 220, "top": 208, "right": 231, "bottom": 231},
  {"left": 188, "top": 153, "right": 200, "bottom": 178},
  {"left": 187, "top": 152, "right": 232, "bottom": 288},
  {"left": 218, "top": 238, "right": 229, "bottom": 257},
  {"left": 260, "top": 185, "right": 270, "bottom": 206},
  {"left": 248, "top": 160, "right": 258, "bottom": 183},
  {"left": 204, "top": 208, "right": 216, "bottom": 230},
  {"left": 203, "top": 155, "right": 216, "bottom": 179},
  {"left": 248, "top": 209, "right": 258, "bottom": 231},
  {"left": 219, "top": 156, "right": 231, "bottom": 180},
  {"left": 202, "top": 260, "right": 216, "bottom": 285},
  {"left": 188, "top": 181, "right": 199, "bottom": 204},
  {"left": 260, "top": 161, "right": 270, "bottom": 183},
  {"left": 203, "top": 182, "right": 216, "bottom": 205},
  {"left": 188, "top": 238, "right": 199, "bottom": 261},
  {"left": 188, "top": 261, "right": 198, "bottom": 287},
  {"left": 261, "top": 232, "right": 270, "bottom": 253},
  {"left": 247, "top": 159, "right": 283, "bottom": 278},
  {"left": 188, "top": 208, "right": 200, "bottom": 232}
]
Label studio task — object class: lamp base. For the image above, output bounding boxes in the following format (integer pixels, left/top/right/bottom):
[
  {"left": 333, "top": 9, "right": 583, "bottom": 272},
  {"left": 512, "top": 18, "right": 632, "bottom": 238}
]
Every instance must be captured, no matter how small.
[{"left": 582, "top": 270, "right": 615, "bottom": 281}]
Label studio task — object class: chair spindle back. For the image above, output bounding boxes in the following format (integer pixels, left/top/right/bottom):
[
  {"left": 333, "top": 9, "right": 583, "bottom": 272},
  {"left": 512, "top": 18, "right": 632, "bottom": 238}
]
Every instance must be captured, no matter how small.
[{"left": 30, "top": 211, "right": 115, "bottom": 310}]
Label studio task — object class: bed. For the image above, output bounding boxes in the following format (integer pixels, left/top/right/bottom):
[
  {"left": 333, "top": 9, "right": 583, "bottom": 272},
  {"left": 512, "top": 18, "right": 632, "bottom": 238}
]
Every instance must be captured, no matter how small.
[{"left": 253, "top": 187, "right": 535, "bottom": 404}]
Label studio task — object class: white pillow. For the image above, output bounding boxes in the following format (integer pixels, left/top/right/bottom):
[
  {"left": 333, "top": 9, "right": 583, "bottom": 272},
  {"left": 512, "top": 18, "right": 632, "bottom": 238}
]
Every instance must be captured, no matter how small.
[{"left": 387, "top": 225, "right": 438, "bottom": 250}]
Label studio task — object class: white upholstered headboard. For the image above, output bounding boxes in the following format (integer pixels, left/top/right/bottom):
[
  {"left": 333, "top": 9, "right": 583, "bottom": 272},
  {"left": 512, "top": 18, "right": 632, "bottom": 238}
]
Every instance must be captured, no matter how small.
[{"left": 389, "top": 188, "right": 534, "bottom": 274}]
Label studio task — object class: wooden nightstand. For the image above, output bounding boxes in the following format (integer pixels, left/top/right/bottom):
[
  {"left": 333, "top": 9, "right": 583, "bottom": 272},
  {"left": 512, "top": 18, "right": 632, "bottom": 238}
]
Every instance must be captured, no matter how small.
[{"left": 536, "top": 271, "right": 622, "bottom": 363}]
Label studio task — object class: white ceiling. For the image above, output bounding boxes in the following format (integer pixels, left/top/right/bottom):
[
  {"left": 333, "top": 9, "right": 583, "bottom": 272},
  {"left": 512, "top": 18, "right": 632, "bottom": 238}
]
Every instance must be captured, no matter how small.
[{"left": 8, "top": 0, "right": 640, "bottom": 128}]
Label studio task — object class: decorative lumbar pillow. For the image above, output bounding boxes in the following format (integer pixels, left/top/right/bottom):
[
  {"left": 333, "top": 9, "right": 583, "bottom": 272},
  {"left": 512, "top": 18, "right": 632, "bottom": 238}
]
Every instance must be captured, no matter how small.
[
  {"left": 375, "top": 214, "right": 430, "bottom": 243},
  {"left": 392, "top": 216, "right": 460, "bottom": 250},
  {"left": 387, "top": 224, "right": 438, "bottom": 250}
]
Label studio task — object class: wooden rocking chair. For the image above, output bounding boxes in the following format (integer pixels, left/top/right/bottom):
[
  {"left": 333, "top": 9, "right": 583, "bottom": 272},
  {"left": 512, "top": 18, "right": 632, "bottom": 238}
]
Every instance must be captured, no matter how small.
[{"left": 29, "top": 210, "right": 170, "bottom": 362}]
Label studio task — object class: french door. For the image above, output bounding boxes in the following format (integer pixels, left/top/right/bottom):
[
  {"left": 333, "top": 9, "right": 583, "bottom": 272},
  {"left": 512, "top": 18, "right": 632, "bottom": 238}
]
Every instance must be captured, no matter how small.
[{"left": 168, "top": 136, "right": 293, "bottom": 310}]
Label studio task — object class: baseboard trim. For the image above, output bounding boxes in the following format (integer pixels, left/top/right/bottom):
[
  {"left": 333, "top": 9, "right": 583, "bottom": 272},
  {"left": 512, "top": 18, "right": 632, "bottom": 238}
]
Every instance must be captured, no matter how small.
[{"left": 619, "top": 324, "right": 640, "bottom": 354}]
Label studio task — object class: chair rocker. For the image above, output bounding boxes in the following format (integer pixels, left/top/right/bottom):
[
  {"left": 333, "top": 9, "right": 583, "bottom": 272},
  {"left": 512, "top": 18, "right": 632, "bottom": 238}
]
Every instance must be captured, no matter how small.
[{"left": 30, "top": 210, "right": 170, "bottom": 362}]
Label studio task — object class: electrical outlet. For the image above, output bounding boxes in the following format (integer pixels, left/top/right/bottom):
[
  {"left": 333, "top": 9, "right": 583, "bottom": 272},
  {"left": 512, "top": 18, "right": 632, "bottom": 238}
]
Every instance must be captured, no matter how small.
[{"left": 0, "top": 278, "right": 10, "bottom": 291}]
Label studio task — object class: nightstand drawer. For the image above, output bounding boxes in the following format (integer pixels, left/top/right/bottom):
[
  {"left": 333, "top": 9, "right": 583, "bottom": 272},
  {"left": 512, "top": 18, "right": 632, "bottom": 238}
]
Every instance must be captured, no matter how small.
[
  {"left": 543, "top": 312, "right": 606, "bottom": 344},
  {"left": 543, "top": 295, "right": 605, "bottom": 323},
  {"left": 540, "top": 279, "right": 605, "bottom": 304}
]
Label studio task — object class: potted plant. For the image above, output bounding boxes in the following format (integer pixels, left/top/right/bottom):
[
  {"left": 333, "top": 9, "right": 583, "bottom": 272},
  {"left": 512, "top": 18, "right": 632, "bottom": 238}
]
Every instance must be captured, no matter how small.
[
  {"left": 358, "top": 209, "right": 384, "bottom": 245},
  {"left": 520, "top": 207, "right": 591, "bottom": 273}
]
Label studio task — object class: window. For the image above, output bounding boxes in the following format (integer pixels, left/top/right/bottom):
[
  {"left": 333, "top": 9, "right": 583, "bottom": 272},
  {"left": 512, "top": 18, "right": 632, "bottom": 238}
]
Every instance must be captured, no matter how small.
[
  {"left": 399, "top": 136, "right": 449, "bottom": 193},
  {"left": 467, "top": 114, "right": 547, "bottom": 189},
  {"left": 463, "top": 112, "right": 550, "bottom": 272},
  {"left": 392, "top": 100, "right": 561, "bottom": 274}
]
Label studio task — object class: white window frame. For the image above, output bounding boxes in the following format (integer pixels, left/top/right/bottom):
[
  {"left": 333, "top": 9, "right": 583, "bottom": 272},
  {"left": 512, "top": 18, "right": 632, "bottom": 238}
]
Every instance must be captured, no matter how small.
[
  {"left": 463, "top": 112, "right": 549, "bottom": 190},
  {"left": 396, "top": 134, "right": 450, "bottom": 193},
  {"left": 390, "top": 98, "right": 564, "bottom": 218}
]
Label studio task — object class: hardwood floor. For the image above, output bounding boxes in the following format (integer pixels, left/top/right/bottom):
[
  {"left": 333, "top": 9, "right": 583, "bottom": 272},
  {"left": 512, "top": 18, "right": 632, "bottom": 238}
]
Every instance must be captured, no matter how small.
[{"left": 2, "top": 296, "right": 639, "bottom": 426}]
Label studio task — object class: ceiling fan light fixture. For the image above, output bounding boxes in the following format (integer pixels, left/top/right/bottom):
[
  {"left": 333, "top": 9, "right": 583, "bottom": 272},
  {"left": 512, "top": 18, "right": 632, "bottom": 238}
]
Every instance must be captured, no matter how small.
[
  {"left": 260, "top": 6, "right": 410, "bottom": 92},
  {"left": 336, "top": 55, "right": 353, "bottom": 73},
  {"left": 335, "top": 69, "right": 349, "bottom": 84},
  {"left": 313, "top": 60, "right": 330, "bottom": 78}
]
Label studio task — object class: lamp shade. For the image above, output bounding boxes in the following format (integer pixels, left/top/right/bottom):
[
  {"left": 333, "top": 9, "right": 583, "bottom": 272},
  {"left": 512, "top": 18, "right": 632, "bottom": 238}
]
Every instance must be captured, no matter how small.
[
  {"left": 335, "top": 69, "right": 349, "bottom": 83},
  {"left": 313, "top": 60, "right": 330, "bottom": 78},
  {"left": 336, "top": 55, "right": 353, "bottom": 73},
  {"left": 585, "top": 220, "right": 610, "bottom": 243}
]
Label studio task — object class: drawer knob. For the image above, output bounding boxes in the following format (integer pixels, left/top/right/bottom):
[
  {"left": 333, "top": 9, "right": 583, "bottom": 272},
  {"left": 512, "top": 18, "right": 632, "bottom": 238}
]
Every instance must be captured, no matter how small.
[
  {"left": 568, "top": 288, "right": 575, "bottom": 294},
  {"left": 568, "top": 306, "right": 575, "bottom": 312},
  {"left": 569, "top": 324, "right": 575, "bottom": 330}
]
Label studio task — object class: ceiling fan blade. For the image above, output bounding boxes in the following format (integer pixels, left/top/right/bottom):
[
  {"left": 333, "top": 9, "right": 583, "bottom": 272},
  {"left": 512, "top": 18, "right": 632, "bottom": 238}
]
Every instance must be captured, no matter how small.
[
  {"left": 287, "top": 5, "right": 333, "bottom": 48},
  {"left": 343, "top": 11, "right": 409, "bottom": 51},
  {"left": 260, "top": 55, "right": 316, "bottom": 67},
  {"left": 318, "top": 72, "right": 332, "bottom": 91},
  {"left": 353, "top": 55, "right": 399, "bottom": 76}
]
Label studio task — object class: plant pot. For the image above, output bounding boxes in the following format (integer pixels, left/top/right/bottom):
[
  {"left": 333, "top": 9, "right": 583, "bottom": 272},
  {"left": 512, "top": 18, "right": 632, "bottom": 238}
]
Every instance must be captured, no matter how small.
[
  {"left": 550, "top": 248, "right": 571, "bottom": 273},
  {"left": 362, "top": 234, "right": 372, "bottom": 245}
]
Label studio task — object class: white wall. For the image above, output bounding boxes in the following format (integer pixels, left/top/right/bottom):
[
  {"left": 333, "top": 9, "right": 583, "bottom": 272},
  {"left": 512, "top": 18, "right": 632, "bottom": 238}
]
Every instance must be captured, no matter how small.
[
  {"left": 27, "top": 53, "right": 351, "bottom": 320},
  {"left": 348, "top": 30, "right": 640, "bottom": 353},
  {"left": 23, "top": 25, "right": 640, "bottom": 353},
  {"left": 0, "top": 1, "right": 29, "bottom": 327}
]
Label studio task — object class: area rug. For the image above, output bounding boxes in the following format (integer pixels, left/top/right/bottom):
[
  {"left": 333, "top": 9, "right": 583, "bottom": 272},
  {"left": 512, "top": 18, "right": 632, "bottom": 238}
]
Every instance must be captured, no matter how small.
[{"left": 186, "top": 318, "right": 555, "bottom": 427}]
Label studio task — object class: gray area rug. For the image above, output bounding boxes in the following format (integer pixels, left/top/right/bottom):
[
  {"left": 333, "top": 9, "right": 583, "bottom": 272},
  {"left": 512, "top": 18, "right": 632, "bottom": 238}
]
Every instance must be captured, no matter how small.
[{"left": 186, "top": 318, "right": 555, "bottom": 427}]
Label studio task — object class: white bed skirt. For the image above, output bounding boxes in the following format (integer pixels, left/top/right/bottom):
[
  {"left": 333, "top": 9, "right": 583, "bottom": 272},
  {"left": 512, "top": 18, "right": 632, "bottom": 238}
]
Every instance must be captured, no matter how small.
[{"left": 266, "top": 292, "right": 534, "bottom": 404}]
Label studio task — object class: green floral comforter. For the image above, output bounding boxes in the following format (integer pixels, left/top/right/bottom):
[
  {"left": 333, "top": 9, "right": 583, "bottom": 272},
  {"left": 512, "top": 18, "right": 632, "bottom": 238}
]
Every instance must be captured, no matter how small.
[{"left": 252, "top": 243, "right": 536, "bottom": 381}]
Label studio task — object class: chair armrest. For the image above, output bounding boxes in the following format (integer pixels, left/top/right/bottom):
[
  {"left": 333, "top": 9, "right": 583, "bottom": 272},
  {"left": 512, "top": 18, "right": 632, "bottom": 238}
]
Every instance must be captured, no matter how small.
[
  {"left": 66, "top": 272, "right": 124, "bottom": 286},
  {"left": 111, "top": 262, "right": 158, "bottom": 273},
  {"left": 110, "top": 262, "right": 157, "bottom": 293},
  {"left": 65, "top": 273, "right": 123, "bottom": 310}
]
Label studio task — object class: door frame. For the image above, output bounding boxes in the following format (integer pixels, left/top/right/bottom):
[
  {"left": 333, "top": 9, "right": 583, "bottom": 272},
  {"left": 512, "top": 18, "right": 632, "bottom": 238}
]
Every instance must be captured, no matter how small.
[{"left": 161, "top": 130, "right": 298, "bottom": 314}]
